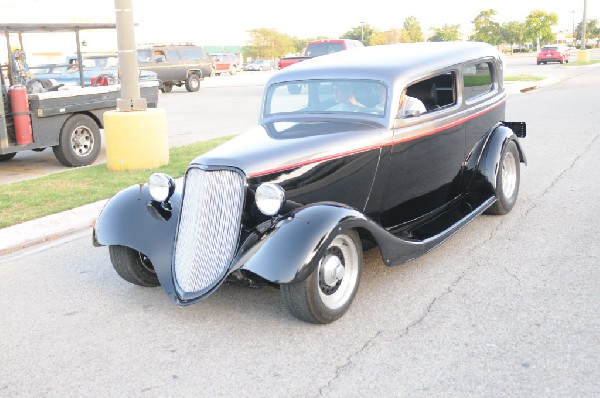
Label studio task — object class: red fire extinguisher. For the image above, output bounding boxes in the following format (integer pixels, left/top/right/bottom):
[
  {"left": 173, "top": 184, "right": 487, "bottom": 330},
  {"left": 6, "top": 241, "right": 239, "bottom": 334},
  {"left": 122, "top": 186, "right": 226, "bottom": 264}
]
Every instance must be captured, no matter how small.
[{"left": 9, "top": 85, "right": 33, "bottom": 145}]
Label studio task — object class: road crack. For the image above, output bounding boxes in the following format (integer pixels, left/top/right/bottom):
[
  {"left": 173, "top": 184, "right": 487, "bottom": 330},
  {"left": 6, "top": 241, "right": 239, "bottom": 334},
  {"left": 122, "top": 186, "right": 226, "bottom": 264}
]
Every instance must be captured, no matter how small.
[{"left": 318, "top": 330, "right": 384, "bottom": 396}]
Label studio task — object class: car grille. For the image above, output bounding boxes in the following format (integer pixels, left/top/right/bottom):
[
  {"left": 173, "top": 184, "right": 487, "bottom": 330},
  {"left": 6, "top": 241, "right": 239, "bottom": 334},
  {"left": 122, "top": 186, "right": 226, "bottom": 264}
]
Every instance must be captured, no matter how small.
[{"left": 173, "top": 167, "right": 245, "bottom": 294}]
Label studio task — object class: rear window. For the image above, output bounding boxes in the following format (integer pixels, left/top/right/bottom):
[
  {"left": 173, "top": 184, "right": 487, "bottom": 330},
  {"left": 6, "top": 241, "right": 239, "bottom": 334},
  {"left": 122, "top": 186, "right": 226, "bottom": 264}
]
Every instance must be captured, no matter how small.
[
  {"left": 180, "top": 48, "right": 205, "bottom": 59},
  {"left": 305, "top": 42, "right": 345, "bottom": 57},
  {"left": 541, "top": 47, "right": 558, "bottom": 52},
  {"left": 463, "top": 62, "right": 494, "bottom": 100}
]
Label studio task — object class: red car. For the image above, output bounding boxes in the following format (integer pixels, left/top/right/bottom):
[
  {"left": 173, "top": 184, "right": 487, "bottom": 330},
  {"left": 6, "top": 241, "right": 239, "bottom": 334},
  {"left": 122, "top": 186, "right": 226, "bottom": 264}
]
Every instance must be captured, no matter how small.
[
  {"left": 210, "top": 53, "right": 240, "bottom": 76},
  {"left": 536, "top": 46, "right": 570, "bottom": 65}
]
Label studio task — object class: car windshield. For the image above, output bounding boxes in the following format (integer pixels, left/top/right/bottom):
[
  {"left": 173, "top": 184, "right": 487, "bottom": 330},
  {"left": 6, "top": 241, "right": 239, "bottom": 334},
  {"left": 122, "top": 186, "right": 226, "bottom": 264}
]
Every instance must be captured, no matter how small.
[{"left": 265, "top": 79, "right": 387, "bottom": 117}]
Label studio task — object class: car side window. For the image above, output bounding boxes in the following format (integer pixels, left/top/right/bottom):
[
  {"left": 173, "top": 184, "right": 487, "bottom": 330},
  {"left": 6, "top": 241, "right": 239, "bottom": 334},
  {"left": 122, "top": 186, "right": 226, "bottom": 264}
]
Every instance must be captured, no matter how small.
[
  {"left": 462, "top": 62, "right": 493, "bottom": 100},
  {"left": 399, "top": 72, "right": 457, "bottom": 118},
  {"left": 165, "top": 49, "right": 180, "bottom": 62}
]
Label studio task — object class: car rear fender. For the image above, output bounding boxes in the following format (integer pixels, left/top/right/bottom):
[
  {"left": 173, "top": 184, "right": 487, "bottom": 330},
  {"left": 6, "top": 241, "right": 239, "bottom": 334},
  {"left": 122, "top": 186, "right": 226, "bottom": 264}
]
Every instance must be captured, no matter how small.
[
  {"left": 93, "top": 184, "right": 181, "bottom": 296},
  {"left": 475, "top": 123, "right": 527, "bottom": 194}
]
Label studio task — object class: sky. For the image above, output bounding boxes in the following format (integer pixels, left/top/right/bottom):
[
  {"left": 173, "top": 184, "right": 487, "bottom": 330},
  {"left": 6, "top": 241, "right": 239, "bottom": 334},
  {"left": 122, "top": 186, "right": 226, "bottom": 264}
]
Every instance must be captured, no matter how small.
[{"left": 0, "top": 0, "right": 597, "bottom": 55}]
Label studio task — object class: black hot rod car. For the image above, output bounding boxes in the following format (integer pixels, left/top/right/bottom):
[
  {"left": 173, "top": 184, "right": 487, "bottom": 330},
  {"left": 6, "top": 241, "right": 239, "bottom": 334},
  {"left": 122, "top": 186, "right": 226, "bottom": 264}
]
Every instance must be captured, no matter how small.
[{"left": 94, "top": 42, "right": 526, "bottom": 324}]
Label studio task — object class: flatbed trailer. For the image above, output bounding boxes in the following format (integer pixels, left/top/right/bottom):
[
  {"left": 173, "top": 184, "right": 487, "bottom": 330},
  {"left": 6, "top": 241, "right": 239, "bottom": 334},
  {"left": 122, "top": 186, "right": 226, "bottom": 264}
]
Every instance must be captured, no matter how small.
[{"left": 0, "top": 23, "right": 159, "bottom": 167}]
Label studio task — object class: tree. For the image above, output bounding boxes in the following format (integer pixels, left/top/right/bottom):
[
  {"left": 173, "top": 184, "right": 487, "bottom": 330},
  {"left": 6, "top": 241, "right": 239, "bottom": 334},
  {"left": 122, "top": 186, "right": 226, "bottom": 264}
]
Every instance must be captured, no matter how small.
[
  {"left": 245, "top": 28, "right": 296, "bottom": 59},
  {"left": 501, "top": 21, "right": 527, "bottom": 54},
  {"left": 525, "top": 10, "right": 558, "bottom": 50},
  {"left": 575, "top": 19, "right": 600, "bottom": 45},
  {"left": 429, "top": 24, "right": 462, "bottom": 42},
  {"left": 471, "top": 9, "right": 502, "bottom": 45},
  {"left": 341, "top": 24, "right": 375, "bottom": 45},
  {"left": 404, "top": 16, "right": 424, "bottom": 42}
]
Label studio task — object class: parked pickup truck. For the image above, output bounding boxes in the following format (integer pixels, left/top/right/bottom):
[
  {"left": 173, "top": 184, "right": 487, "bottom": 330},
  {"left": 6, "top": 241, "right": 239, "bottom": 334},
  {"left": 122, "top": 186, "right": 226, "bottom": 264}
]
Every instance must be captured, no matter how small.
[{"left": 278, "top": 38, "right": 364, "bottom": 69}]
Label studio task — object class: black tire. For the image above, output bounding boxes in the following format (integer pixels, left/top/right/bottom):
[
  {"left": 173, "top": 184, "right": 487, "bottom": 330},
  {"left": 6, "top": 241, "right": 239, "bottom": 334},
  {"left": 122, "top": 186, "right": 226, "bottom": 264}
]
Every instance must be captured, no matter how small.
[
  {"left": 53, "top": 114, "right": 101, "bottom": 167},
  {"left": 0, "top": 152, "right": 16, "bottom": 161},
  {"left": 229, "top": 66, "right": 237, "bottom": 76},
  {"left": 281, "top": 229, "right": 363, "bottom": 324},
  {"left": 485, "top": 140, "right": 520, "bottom": 215},
  {"left": 108, "top": 245, "right": 160, "bottom": 287},
  {"left": 536, "top": 61, "right": 541, "bottom": 65},
  {"left": 161, "top": 83, "right": 173, "bottom": 93},
  {"left": 185, "top": 74, "right": 200, "bottom": 92}
]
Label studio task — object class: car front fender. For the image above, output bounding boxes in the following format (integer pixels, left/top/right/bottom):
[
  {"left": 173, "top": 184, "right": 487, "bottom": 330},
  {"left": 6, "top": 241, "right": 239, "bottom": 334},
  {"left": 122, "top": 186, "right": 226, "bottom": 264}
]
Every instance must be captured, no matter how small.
[
  {"left": 235, "top": 203, "right": 368, "bottom": 284},
  {"left": 93, "top": 184, "right": 181, "bottom": 297}
]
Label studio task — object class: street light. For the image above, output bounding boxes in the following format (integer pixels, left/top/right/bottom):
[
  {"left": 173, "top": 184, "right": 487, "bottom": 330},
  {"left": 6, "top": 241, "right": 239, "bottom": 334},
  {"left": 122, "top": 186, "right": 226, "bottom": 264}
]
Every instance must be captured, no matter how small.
[
  {"left": 360, "top": 21, "right": 365, "bottom": 44},
  {"left": 571, "top": 10, "right": 575, "bottom": 41}
]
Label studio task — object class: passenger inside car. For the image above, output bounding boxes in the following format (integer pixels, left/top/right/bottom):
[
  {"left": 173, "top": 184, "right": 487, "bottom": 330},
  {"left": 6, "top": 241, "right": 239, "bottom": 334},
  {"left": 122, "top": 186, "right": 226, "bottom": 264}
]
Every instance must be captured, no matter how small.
[
  {"left": 328, "top": 83, "right": 366, "bottom": 112},
  {"left": 398, "top": 90, "right": 427, "bottom": 118}
]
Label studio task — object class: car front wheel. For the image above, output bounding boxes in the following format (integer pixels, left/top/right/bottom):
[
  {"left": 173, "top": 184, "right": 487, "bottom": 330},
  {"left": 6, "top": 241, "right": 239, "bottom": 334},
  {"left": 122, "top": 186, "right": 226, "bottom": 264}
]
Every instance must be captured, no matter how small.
[
  {"left": 485, "top": 140, "right": 520, "bottom": 215},
  {"left": 280, "top": 229, "right": 363, "bottom": 323},
  {"left": 109, "top": 245, "right": 160, "bottom": 287}
]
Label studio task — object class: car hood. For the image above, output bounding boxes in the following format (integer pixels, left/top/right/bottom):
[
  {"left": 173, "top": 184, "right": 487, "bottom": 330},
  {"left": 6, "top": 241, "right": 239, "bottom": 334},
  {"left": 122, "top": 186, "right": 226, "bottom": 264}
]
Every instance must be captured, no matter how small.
[{"left": 191, "top": 120, "right": 387, "bottom": 178}]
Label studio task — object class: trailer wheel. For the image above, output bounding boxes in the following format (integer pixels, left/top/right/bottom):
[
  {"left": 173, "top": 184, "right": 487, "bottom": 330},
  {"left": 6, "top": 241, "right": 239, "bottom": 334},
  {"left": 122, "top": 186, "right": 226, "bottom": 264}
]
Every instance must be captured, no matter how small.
[
  {"left": 0, "top": 153, "right": 16, "bottom": 161},
  {"left": 53, "top": 114, "right": 101, "bottom": 167}
]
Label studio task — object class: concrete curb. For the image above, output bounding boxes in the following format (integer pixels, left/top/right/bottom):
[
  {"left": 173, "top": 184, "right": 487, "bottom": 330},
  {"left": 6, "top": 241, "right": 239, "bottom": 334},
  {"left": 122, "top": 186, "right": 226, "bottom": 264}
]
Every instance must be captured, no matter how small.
[{"left": 0, "top": 199, "right": 107, "bottom": 257}]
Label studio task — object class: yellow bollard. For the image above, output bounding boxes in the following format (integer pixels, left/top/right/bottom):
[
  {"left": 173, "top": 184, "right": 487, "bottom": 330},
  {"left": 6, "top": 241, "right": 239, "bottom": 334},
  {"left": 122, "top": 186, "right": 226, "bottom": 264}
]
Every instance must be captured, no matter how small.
[
  {"left": 104, "top": 108, "right": 169, "bottom": 171},
  {"left": 577, "top": 49, "right": 591, "bottom": 63}
]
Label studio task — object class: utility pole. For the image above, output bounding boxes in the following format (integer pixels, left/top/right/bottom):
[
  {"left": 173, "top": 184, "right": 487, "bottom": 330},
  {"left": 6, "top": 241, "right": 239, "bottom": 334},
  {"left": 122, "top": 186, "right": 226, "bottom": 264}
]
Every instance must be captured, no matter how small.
[
  {"left": 360, "top": 22, "right": 365, "bottom": 45},
  {"left": 103, "top": 0, "right": 169, "bottom": 171},
  {"left": 577, "top": 0, "right": 590, "bottom": 62},
  {"left": 581, "top": 0, "right": 587, "bottom": 50}
]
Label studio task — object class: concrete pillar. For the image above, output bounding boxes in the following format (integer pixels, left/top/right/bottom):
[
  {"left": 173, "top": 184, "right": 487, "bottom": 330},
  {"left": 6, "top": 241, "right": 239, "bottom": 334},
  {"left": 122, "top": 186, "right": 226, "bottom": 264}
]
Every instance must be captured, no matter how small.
[{"left": 104, "top": 0, "right": 169, "bottom": 171}]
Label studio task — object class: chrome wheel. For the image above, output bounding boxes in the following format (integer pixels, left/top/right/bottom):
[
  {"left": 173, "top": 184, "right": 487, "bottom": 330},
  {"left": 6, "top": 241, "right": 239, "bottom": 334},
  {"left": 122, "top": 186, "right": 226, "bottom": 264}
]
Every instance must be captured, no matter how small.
[
  {"left": 318, "top": 234, "right": 360, "bottom": 310},
  {"left": 280, "top": 229, "right": 363, "bottom": 323},
  {"left": 71, "top": 125, "right": 95, "bottom": 157},
  {"left": 501, "top": 150, "right": 517, "bottom": 199}
]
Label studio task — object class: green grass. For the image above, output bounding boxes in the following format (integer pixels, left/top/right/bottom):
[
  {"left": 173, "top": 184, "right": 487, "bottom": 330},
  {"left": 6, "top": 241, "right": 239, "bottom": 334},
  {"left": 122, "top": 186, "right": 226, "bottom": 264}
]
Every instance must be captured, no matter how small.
[
  {"left": 0, "top": 136, "right": 233, "bottom": 229},
  {"left": 505, "top": 74, "right": 545, "bottom": 82},
  {"left": 565, "top": 60, "right": 600, "bottom": 66}
]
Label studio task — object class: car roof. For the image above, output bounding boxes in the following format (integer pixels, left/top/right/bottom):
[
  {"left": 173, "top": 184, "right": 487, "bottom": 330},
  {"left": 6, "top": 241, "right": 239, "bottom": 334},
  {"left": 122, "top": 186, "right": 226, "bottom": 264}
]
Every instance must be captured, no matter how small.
[{"left": 268, "top": 42, "right": 501, "bottom": 86}]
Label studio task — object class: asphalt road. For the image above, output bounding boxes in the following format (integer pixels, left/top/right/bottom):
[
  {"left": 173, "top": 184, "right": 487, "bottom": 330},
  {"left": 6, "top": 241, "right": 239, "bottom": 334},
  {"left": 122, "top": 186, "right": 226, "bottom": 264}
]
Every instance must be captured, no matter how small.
[{"left": 0, "top": 58, "right": 599, "bottom": 396}]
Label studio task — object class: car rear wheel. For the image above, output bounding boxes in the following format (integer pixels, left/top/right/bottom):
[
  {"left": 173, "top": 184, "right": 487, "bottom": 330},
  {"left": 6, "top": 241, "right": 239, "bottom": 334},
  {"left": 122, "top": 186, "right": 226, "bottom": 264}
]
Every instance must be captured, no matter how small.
[
  {"left": 485, "top": 140, "right": 520, "bottom": 215},
  {"left": 53, "top": 114, "right": 101, "bottom": 167},
  {"left": 161, "top": 83, "right": 173, "bottom": 93},
  {"left": 185, "top": 74, "right": 200, "bottom": 92},
  {"left": 229, "top": 66, "right": 237, "bottom": 75},
  {"left": 109, "top": 245, "right": 160, "bottom": 287},
  {"left": 280, "top": 229, "right": 362, "bottom": 323}
]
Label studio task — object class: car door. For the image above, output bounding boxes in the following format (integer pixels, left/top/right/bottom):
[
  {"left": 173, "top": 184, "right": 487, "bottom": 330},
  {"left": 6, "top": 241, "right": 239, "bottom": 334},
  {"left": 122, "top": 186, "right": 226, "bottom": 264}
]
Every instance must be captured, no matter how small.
[{"left": 379, "top": 71, "right": 466, "bottom": 229}]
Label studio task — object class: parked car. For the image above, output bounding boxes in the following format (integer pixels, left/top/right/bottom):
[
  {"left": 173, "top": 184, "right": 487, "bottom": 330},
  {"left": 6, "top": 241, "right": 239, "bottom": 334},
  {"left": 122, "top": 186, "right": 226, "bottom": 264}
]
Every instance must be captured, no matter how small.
[
  {"left": 94, "top": 42, "right": 527, "bottom": 324},
  {"left": 137, "top": 44, "right": 214, "bottom": 92},
  {"left": 244, "top": 59, "right": 274, "bottom": 71},
  {"left": 27, "top": 55, "right": 157, "bottom": 90},
  {"left": 278, "top": 38, "right": 364, "bottom": 69},
  {"left": 536, "top": 45, "right": 570, "bottom": 64},
  {"left": 210, "top": 53, "right": 240, "bottom": 75}
]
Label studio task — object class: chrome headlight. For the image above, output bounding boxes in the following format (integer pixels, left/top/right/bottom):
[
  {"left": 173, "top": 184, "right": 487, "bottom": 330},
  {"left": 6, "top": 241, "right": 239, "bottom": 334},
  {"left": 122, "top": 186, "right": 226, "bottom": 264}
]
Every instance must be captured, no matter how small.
[
  {"left": 148, "top": 173, "right": 175, "bottom": 202},
  {"left": 255, "top": 183, "right": 285, "bottom": 216}
]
